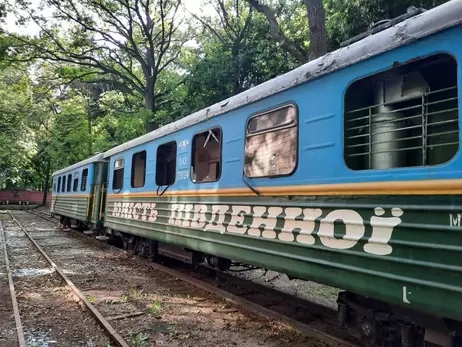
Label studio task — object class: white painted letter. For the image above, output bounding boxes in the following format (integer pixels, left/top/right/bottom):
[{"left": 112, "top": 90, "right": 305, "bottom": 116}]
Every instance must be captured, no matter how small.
[
  {"left": 204, "top": 205, "right": 228, "bottom": 234},
  {"left": 190, "top": 204, "right": 208, "bottom": 228},
  {"left": 247, "top": 206, "right": 282, "bottom": 239},
  {"left": 148, "top": 203, "right": 158, "bottom": 222},
  {"left": 318, "top": 210, "right": 365, "bottom": 249},
  {"left": 364, "top": 207, "right": 402, "bottom": 255},
  {"left": 227, "top": 206, "right": 251, "bottom": 234},
  {"left": 281, "top": 208, "right": 322, "bottom": 244},
  {"left": 182, "top": 204, "right": 194, "bottom": 227}
]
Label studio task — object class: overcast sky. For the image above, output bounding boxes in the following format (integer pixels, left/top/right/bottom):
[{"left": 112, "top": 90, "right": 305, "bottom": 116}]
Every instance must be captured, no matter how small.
[{"left": 6, "top": 0, "right": 216, "bottom": 36}]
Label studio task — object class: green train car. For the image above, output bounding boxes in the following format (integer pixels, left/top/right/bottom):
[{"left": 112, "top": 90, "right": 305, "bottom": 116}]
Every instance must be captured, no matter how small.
[
  {"left": 51, "top": 154, "right": 107, "bottom": 229},
  {"left": 51, "top": 2, "right": 462, "bottom": 346}
]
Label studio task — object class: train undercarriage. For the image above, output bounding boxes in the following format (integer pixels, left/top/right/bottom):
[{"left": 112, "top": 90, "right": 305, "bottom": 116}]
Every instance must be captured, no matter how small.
[{"left": 57, "top": 215, "right": 461, "bottom": 347}]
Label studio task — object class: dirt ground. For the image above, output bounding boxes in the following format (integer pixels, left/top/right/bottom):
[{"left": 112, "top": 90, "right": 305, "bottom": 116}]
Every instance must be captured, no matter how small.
[
  {"left": 0, "top": 212, "right": 18, "bottom": 347},
  {"left": 2, "top": 211, "right": 332, "bottom": 347}
]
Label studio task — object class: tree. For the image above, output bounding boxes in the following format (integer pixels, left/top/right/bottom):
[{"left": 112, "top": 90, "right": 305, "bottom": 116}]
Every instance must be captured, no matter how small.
[
  {"left": 245, "top": 0, "right": 327, "bottom": 63},
  {"left": 325, "top": 0, "right": 450, "bottom": 48},
  {"left": 182, "top": 0, "right": 298, "bottom": 113},
  {"left": 7, "top": 0, "right": 189, "bottom": 132}
]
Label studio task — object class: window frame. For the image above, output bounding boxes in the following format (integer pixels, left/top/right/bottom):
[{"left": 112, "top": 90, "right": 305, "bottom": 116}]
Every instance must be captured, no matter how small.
[
  {"left": 61, "top": 176, "right": 66, "bottom": 193},
  {"left": 112, "top": 157, "right": 125, "bottom": 191},
  {"left": 73, "top": 172, "right": 79, "bottom": 192},
  {"left": 81, "top": 168, "right": 89, "bottom": 192},
  {"left": 190, "top": 127, "right": 223, "bottom": 184},
  {"left": 131, "top": 150, "right": 147, "bottom": 188},
  {"left": 155, "top": 141, "right": 177, "bottom": 187},
  {"left": 67, "top": 174, "right": 72, "bottom": 192},
  {"left": 342, "top": 52, "right": 459, "bottom": 171},
  {"left": 244, "top": 102, "right": 299, "bottom": 179},
  {"left": 57, "top": 177, "right": 61, "bottom": 193}
]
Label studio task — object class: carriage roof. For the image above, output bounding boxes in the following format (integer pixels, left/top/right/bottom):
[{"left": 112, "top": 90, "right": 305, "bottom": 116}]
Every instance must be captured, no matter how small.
[
  {"left": 52, "top": 153, "right": 105, "bottom": 176},
  {"left": 99, "top": 0, "right": 461, "bottom": 158}
]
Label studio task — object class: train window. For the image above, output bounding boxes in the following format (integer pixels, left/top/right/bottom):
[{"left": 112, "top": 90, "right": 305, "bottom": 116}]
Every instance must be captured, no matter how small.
[
  {"left": 344, "top": 53, "right": 459, "bottom": 170},
  {"left": 61, "top": 176, "right": 66, "bottom": 193},
  {"left": 131, "top": 150, "right": 146, "bottom": 188},
  {"left": 81, "top": 169, "right": 88, "bottom": 191},
  {"left": 57, "top": 177, "right": 61, "bottom": 192},
  {"left": 73, "top": 173, "right": 79, "bottom": 192},
  {"left": 53, "top": 179, "right": 56, "bottom": 193},
  {"left": 113, "top": 158, "right": 124, "bottom": 190},
  {"left": 94, "top": 166, "right": 100, "bottom": 184},
  {"left": 191, "top": 128, "right": 221, "bottom": 183},
  {"left": 244, "top": 104, "right": 298, "bottom": 178},
  {"left": 67, "top": 174, "right": 72, "bottom": 192},
  {"left": 156, "top": 142, "right": 177, "bottom": 186}
]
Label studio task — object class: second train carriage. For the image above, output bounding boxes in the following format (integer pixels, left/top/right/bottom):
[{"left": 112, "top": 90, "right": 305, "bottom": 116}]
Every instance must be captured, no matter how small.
[
  {"left": 50, "top": 1, "right": 462, "bottom": 345},
  {"left": 51, "top": 153, "right": 107, "bottom": 227}
]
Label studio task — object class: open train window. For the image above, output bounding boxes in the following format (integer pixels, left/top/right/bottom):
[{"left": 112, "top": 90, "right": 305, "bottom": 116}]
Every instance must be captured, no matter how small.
[
  {"left": 57, "top": 177, "right": 61, "bottom": 192},
  {"left": 131, "top": 150, "right": 147, "bottom": 188},
  {"left": 67, "top": 174, "right": 72, "bottom": 192},
  {"left": 113, "top": 158, "right": 124, "bottom": 190},
  {"left": 62, "top": 176, "right": 66, "bottom": 193},
  {"left": 156, "top": 142, "right": 177, "bottom": 186},
  {"left": 191, "top": 128, "right": 221, "bottom": 183},
  {"left": 73, "top": 172, "right": 79, "bottom": 192},
  {"left": 81, "top": 168, "right": 88, "bottom": 191},
  {"left": 244, "top": 104, "right": 298, "bottom": 178},
  {"left": 344, "top": 53, "right": 459, "bottom": 170}
]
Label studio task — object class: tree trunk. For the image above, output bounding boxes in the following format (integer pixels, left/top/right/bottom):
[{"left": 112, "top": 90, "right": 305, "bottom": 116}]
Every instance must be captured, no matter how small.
[
  {"left": 145, "top": 91, "right": 157, "bottom": 133},
  {"left": 42, "top": 156, "right": 50, "bottom": 206},
  {"left": 304, "top": 0, "right": 328, "bottom": 60}
]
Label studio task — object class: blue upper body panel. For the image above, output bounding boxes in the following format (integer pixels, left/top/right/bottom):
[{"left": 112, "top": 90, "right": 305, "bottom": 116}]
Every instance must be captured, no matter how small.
[
  {"left": 108, "top": 26, "right": 462, "bottom": 194},
  {"left": 52, "top": 163, "right": 96, "bottom": 195}
]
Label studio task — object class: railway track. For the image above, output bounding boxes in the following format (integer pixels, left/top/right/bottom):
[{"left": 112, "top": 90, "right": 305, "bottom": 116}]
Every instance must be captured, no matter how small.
[
  {"left": 1, "top": 211, "right": 129, "bottom": 347},
  {"left": 28, "top": 209, "right": 361, "bottom": 347}
]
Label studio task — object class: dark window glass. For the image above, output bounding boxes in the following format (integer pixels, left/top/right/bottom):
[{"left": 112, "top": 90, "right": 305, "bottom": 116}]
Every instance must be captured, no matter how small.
[
  {"left": 131, "top": 151, "right": 147, "bottom": 188},
  {"left": 156, "top": 142, "right": 177, "bottom": 186},
  {"left": 81, "top": 169, "right": 88, "bottom": 191},
  {"left": 62, "top": 176, "right": 66, "bottom": 193},
  {"left": 95, "top": 166, "right": 100, "bottom": 184},
  {"left": 57, "top": 177, "right": 61, "bottom": 192},
  {"left": 113, "top": 158, "right": 124, "bottom": 190},
  {"left": 344, "top": 54, "right": 459, "bottom": 170},
  {"left": 191, "top": 128, "right": 221, "bottom": 183},
  {"left": 67, "top": 174, "right": 72, "bottom": 192},
  {"left": 244, "top": 105, "right": 298, "bottom": 178},
  {"left": 73, "top": 173, "right": 79, "bottom": 192}
]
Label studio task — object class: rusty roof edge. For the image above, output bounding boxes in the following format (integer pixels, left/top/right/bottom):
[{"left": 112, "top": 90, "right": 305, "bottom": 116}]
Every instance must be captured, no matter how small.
[
  {"left": 103, "top": 0, "right": 462, "bottom": 158},
  {"left": 52, "top": 153, "right": 106, "bottom": 177}
]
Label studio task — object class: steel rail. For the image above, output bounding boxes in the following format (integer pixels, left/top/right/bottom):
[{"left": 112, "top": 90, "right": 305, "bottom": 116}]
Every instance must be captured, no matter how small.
[
  {"left": 7, "top": 211, "right": 130, "bottom": 347},
  {"left": 0, "top": 218, "right": 26, "bottom": 347},
  {"left": 30, "top": 209, "right": 359, "bottom": 347}
]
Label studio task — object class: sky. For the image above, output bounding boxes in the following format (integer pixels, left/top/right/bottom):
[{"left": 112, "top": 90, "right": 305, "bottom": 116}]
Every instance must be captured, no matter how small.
[{"left": 6, "top": 0, "right": 217, "bottom": 36}]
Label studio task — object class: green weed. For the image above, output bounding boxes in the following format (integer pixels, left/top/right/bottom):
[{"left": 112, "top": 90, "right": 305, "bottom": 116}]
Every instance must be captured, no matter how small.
[{"left": 149, "top": 299, "right": 162, "bottom": 314}]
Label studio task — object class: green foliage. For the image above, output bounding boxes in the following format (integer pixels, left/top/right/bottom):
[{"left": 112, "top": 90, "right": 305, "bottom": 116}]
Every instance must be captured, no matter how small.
[
  {"left": 325, "top": 0, "right": 449, "bottom": 48},
  {"left": 0, "top": 0, "right": 452, "bottom": 191}
]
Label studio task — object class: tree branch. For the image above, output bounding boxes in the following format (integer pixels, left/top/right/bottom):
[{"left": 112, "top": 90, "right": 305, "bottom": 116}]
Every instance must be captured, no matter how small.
[{"left": 245, "top": 0, "right": 308, "bottom": 64}]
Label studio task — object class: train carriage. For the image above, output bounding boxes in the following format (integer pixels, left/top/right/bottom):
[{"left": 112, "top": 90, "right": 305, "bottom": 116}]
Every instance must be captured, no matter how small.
[
  {"left": 50, "top": 1, "right": 462, "bottom": 345},
  {"left": 51, "top": 153, "right": 107, "bottom": 228}
]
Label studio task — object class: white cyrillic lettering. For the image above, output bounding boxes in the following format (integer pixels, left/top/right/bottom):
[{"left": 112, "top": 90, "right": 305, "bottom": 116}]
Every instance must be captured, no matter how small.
[
  {"left": 204, "top": 205, "right": 228, "bottom": 234},
  {"left": 190, "top": 204, "right": 208, "bottom": 228},
  {"left": 318, "top": 210, "right": 365, "bottom": 249},
  {"left": 227, "top": 206, "right": 251, "bottom": 234},
  {"left": 364, "top": 207, "right": 402, "bottom": 255}
]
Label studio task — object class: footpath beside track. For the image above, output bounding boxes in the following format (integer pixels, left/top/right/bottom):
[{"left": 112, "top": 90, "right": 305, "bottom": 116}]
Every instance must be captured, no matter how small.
[{"left": 27, "top": 209, "right": 361, "bottom": 347}]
